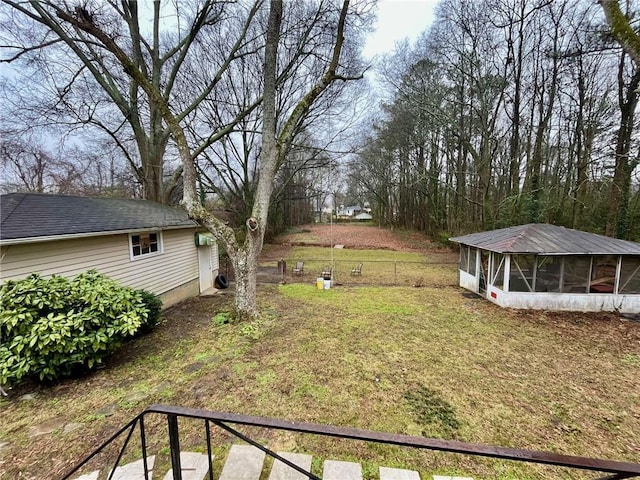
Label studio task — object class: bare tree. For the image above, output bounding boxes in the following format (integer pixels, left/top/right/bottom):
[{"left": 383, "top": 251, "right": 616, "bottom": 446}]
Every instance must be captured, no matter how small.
[
  {"left": 1, "top": 138, "right": 52, "bottom": 192},
  {"left": 1, "top": 1, "right": 262, "bottom": 204},
  {"left": 1, "top": 1, "right": 365, "bottom": 317},
  {"left": 182, "top": 0, "right": 360, "bottom": 316},
  {"left": 0, "top": 136, "right": 136, "bottom": 196},
  {"left": 606, "top": 58, "right": 640, "bottom": 238},
  {"left": 351, "top": 0, "right": 639, "bottom": 239}
]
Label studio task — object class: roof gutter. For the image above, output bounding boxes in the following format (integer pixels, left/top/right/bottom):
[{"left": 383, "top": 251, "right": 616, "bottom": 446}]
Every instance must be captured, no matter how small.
[
  {"left": 451, "top": 244, "right": 639, "bottom": 256},
  {"left": 0, "top": 224, "right": 198, "bottom": 246}
]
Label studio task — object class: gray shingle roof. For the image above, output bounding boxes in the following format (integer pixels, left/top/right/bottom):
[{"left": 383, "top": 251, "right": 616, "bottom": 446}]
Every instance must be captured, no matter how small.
[
  {"left": 449, "top": 223, "right": 640, "bottom": 255},
  {"left": 1, "top": 193, "right": 197, "bottom": 242}
]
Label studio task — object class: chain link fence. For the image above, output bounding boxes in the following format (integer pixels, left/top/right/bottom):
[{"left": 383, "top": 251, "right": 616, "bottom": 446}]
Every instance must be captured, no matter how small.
[{"left": 258, "top": 256, "right": 459, "bottom": 287}]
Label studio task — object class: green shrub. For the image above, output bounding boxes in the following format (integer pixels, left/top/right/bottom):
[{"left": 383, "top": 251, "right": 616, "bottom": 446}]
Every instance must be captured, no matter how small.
[
  {"left": 0, "top": 271, "right": 150, "bottom": 387},
  {"left": 436, "top": 231, "right": 453, "bottom": 247},
  {"left": 137, "top": 290, "right": 163, "bottom": 334},
  {"left": 211, "top": 311, "right": 233, "bottom": 326}
]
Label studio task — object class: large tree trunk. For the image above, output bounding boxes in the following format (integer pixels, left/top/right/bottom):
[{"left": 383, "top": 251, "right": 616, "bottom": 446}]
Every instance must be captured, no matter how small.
[
  {"left": 600, "top": 0, "right": 640, "bottom": 68},
  {"left": 606, "top": 65, "right": 640, "bottom": 238},
  {"left": 232, "top": 250, "right": 259, "bottom": 316},
  {"left": 225, "top": 0, "right": 283, "bottom": 317}
]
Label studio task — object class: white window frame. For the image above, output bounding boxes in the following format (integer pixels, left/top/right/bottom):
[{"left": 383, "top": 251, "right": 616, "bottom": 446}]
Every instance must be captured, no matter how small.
[{"left": 129, "top": 231, "right": 163, "bottom": 261}]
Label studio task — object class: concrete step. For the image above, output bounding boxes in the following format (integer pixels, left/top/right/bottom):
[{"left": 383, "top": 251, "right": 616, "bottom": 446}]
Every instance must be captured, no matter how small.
[
  {"left": 219, "top": 444, "right": 266, "bottom": 480},
  {"left": 109, "top": 456, "right": 156, "bottom": 480},
  {"left": 163, "top": 451, "right": 211, "bottom": 480},
  {"left": 380, "top": 466, "right": 421, "bottom": 480},
  {"left": 268, "top": 452, "right": 313, "bottom": 480},
  {"left": 433, "top": 476, "right": 474, "bottom": 480},
  {"left": 74, "top": 448, "right": 477, "bottom": 480},
  {"left": 322, "top": 459, "right": 362, "bottom": 480},
  {"left": 73, "top": 472, "right": 99, "bottom": 480}
]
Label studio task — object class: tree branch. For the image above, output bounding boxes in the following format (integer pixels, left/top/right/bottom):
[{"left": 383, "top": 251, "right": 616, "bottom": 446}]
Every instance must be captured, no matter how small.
[
  {"left": 600, "top": 0, "right": 640, "bottom": 68},
  {"left": 0, "top": 38, "right": 64, "bottom": 62}
]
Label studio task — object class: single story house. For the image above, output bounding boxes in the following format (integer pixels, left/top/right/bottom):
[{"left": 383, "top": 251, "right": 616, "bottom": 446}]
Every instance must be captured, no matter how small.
[
  {"left": 337, "top": 205, "right": 362, "bottom": 218},
  {"left": 450, "top": 223, "right": 640, "bottom": 313},
  {"left": 0, "top": 193, "right": 219, "bottom": 308}
]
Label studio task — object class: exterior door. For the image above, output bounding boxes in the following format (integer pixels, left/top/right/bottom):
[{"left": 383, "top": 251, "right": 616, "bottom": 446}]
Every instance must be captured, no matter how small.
[{"left": 198, "top": 245, "right": 214, "bottom": 292}]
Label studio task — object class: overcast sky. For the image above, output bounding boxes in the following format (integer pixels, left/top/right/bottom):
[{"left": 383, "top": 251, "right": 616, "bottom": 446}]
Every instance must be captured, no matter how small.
[{"left": 363, "top": 0, "right": 440, "bottom": 59}]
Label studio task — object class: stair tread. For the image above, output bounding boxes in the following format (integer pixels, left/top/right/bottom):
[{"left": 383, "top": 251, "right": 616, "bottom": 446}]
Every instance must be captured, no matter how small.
[
  {"left": 323, "top": 460, "right": 362, "bottom": 480},
  {"left": 73, "top": 471, "right": 99, "bottom": 480},
  {"left": 219, "top": 444, "right": 266, "bottom": 480},
  {"left": 163, "top": 451, "right": 211, "bottom": 480},
  {"left": 73, "top": 447, "right": 473, "bottom": 480},
  {"left": 268, "top": 452, "right": 313, "bottom": 480},
  {"left": 109, "top": 456, "right": 156, "bottom": 480},
  {"left": 379, "top": 466, "right": 421, "bottom": 480}
]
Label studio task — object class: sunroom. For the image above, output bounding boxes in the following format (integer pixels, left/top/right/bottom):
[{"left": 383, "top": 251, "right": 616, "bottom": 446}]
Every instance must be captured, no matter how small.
[{"left": 449, "top": 224, "right": 640, "bottom": 314}]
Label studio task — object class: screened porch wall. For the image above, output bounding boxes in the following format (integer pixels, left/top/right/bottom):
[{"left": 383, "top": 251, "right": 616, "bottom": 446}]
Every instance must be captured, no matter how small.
[
  {"left": 457, "top": 246, "right": 640, "bottom": 296},
  {"left": 481, "top": 252, "right": 640, "bottom": 313},
  {"left": 505, "top": 254, "right": 640, "bottom": 295},
  {"left": 458, "top": 245, "right": 480, "bottom": 292}
]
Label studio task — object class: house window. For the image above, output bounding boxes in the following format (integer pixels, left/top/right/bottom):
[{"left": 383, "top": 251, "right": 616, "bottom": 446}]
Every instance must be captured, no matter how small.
[{"left": 130, "top": 232, "right": 162, "bottom": 259}]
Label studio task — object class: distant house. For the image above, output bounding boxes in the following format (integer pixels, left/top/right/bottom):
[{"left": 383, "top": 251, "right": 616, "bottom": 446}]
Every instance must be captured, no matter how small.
[
  {"left": 337, "top": 205, "right": 362, "bottom": 218},
  {"left": 449, "top": 223, "right": 640, "bottom": 314},
  {"left": 0, "top": 193, "right": 219, "bottom": 308}
]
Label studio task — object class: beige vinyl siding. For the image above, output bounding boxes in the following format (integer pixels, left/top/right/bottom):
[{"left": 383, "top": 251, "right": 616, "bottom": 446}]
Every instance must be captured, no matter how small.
[
  {"left": 1, "top": 228, "right": 199, "bottom": 296},
  {"left": 211, "top": 242, "right": 219, "bottom": 271}
]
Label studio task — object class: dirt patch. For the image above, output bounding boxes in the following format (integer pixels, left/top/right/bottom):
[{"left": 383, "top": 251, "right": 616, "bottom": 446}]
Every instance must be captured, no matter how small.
[{"left": 273, "top": 224, "right": 448, "bottom": 252}]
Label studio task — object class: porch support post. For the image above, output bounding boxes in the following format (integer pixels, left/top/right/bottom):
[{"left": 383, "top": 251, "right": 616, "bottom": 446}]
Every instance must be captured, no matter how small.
[
  {"left": 504, "top": 254, "right": 511, "bottom": 292},
  {"left": 614, "top": 255, "right": 622, "bottom": 294}
]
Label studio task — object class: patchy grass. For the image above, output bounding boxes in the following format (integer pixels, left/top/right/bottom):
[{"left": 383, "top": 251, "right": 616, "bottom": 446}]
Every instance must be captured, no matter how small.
[{"left": 1, "top": 278, "right": 639, "bottom": 479}]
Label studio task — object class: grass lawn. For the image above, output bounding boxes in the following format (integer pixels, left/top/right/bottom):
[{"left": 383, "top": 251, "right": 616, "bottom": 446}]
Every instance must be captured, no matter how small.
[{"left": 0, "top": 248, "right": 639, "bottom": 479}]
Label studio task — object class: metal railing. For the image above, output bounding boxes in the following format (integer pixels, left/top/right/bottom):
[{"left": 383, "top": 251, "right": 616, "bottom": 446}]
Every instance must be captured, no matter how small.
[{"left": 61, "top": 404, "right": 640, "bottom": 480}]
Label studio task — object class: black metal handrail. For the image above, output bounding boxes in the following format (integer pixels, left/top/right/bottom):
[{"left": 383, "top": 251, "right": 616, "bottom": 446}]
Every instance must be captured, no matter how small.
[{"left": 61, "top": 403, "right": 640, "bottom": 480}]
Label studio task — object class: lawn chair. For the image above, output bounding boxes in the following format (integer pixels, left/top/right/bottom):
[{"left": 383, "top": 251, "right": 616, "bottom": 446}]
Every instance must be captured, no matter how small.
[
  {"left": 351, "top": 262, "right": 363, "bottom": 276},
  {"left": 321, "top": 265, "right": 332, "bottom": 279},
  {"left": 292, "top": 261, "right": 304, "bottom": 276}
]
